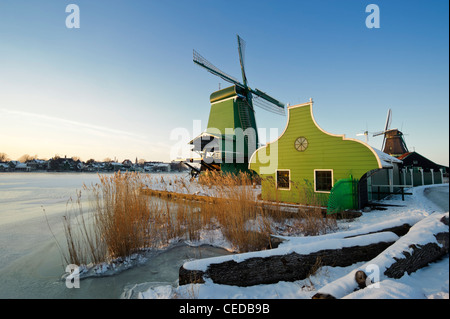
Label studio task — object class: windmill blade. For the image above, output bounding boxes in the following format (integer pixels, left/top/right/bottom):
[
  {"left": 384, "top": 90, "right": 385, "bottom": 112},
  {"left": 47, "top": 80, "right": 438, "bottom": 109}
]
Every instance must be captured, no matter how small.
[
  {"left": 251, "top": 88, "right": 285, "bottom": 109},
  {"left": 252, "top": 96, "right": 285, "bottom": 115},
  {"left": 381, "top": 135, "right": 387, "bottom": 151},
  {"left": 251, "top": 88, "right": 285, "bottom": 115},
  {"left": 193, "top": 50, "right": 243, "bottom": 88},
  {"left": 372, "top": 131, "right": 385, "bottom": 137},
  {"left": 384, "top": 108, "right": 392, "bottom": 132},
  {"left": 373, "top": 109, "right": 392, "bottom": 137},
  {"left": 356, "top": 131, "right": 368, "bottom": 137},
  {"left": 356, "top": 132, "right": 369, "bottom": 143},
  {"left": 237, "top": 35, "right": 248, "bottom": 87}
]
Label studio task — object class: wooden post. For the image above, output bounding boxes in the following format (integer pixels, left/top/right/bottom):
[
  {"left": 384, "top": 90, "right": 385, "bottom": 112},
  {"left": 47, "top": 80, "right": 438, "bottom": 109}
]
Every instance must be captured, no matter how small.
[
  {"left": 430, "top": 169, "right": 434, "bottom": 185},
  {"left": 410, "top": 169, "right": 413, "bottom": 187},
  {"left": 420, "top": 168, "right": 424, "bottom": 186},
  {"left": 389, "top": 169, "right": 394, "bottom": 194}
]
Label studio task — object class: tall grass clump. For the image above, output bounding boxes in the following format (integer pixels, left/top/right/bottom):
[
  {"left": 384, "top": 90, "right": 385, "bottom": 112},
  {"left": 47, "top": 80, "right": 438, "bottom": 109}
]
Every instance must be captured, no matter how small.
[
  {"left": 62, "top": 172, "right": 154, "bottom": 265},
  {"left": 197, "top": 171, "right": 271, "bottom": 252},
  {"left": 90, "top": 173, "right": 154, "bottom": 259},
  {"left": 63, "top": 172, "right": 206, "bottom": 266},
  {"left": 62, "top": 170, "right": 338, "bottom": 267},
  {"left": 62, "top": 191, "right": 107, "bottom": 266}
]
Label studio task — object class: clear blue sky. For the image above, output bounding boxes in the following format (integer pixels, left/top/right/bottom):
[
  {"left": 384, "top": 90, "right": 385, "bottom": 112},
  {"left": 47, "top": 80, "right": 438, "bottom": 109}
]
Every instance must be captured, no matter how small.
[{"left": 0, "top": 0, "right": 448, "bottom": 166}]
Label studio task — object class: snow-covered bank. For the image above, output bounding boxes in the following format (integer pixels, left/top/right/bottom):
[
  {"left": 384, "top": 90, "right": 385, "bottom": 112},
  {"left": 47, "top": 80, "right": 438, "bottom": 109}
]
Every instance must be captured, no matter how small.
[
  {"left": 316, "top": 211, "right": 448, "bottom": 299},
  {"left": 134, "top": 184, "right": 449, "bottom": 299}
]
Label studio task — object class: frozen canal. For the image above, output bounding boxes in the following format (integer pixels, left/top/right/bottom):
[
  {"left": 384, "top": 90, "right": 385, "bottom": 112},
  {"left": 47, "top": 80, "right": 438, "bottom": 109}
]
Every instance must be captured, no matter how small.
[{"left": 0, "top": 172, "right": 230, "bottom": 298}]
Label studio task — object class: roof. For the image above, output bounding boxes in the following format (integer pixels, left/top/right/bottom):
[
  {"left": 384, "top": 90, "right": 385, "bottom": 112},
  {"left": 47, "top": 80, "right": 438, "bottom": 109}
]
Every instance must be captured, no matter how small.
[
  {"left": 397, "top": 152, "right": 412, "bottom": 160},
  {"left": 369, "top": 147, "right": 403, "bottom": 168},
  {"left": 188, "top": 132, "right": 235, "bottom": 145},
  {"left": 396, "top": 151, "right": 449, "bottom": 170}
]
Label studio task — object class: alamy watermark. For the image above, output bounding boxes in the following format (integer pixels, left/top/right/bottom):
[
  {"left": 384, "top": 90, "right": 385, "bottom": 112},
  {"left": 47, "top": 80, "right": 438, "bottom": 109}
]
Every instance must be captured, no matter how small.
[
  {"left": 365, "top": 264, "right": 380, "bottom": 288},
  {"left": 65, "top": 264, "right": 80, "bottom": 289},
  {"left": 65, "top": 4, "right": 80, "bottom": 29},
  {"left": 65, "top": 4, "right": 380, "bottom": 30},
  {"left": 366, "top": 4, "right": 380, "bottom": 29},
  {"left": 169, "top": 120, "right": 280, "bottom": 171}
]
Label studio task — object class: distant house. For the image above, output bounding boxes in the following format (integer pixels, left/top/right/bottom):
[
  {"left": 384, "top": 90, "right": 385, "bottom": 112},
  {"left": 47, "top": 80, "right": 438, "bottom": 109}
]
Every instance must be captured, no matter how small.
[
  {"left": 87, "top": 162, "right": 105, "bottom": 172},
  {"left": 397, "top": 151, "right": 449, "bottom": 175},
  {"left": 26, "top": 159, "right": 48, "bottom": 171},
  {"left": 122, "top": 159, "right": 133, "bottom": 168},
  {"left": 0, "top": 163, "right": 9, "bottom": 172},
  {"left": 8, "top": 161, "right": 31, "bottom": 172},
  {"left": 153, "top": 163, "right": 170, "bottom": 172},
  {"left": 143, "top": 161, "right": 171, "bottom": 172},
  {"left": 249, "top": 100, "right": 403, "bottom": 211},
  {"left": 47, "top": 157, "right": 82, "bottom": 171},
  {"left": 111, "top": 162, "right": 124, "bottom": 171}
]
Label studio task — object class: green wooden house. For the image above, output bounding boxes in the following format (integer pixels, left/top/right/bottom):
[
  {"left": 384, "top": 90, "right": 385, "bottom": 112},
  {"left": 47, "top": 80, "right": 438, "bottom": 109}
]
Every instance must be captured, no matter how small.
[{"left": 249, "top": 100, "right": 400, "bottom": 211}]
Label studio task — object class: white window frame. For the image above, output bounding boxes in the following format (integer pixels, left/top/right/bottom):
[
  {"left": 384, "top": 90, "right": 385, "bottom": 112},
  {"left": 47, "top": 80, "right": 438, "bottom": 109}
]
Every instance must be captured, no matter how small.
[
  {"left": 314, "top": 169, "right": 334, "bottom": 193},
  {"left": 276, "top": 169, "right": 291, "bottom": 190}
]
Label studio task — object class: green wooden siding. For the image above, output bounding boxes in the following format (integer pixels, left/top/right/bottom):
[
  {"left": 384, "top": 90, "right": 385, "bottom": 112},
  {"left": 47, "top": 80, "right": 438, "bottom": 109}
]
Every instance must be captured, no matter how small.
[
  {"left": 205, "top": 86, "right": 258, "bottom": 161},
  {"left": 249, "top": 102, "right": 382, "bottom": 205},
  {"left": 206, "top": 98, "right": 237, "bottom": 135}
]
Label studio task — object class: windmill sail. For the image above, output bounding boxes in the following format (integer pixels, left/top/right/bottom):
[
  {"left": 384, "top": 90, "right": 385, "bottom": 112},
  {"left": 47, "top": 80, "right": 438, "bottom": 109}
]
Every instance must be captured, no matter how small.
[
  {"left": 189, "top": 34, "right": 286, "bottom": 174},
  {"left": 193, "top": 50, "right": 242, "bottom": 88},
  {"left": 373, "top": 108, "right": 392, "bottom": 150},
  {"left": 193, "top": 35, "right": 285, "bottom": 115},
  {"left": 252, "top": 94, "right": 285, "bottom": 115},
  {"left": 237, "top": 35, "right": 248, "bottom": 87}
]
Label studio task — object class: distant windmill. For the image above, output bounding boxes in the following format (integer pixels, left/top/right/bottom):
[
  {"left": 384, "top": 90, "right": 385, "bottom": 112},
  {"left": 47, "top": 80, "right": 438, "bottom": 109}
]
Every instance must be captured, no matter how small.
[
  {"left": 373, "top": 109, "right": 409, "bottom": 157},
  {"left": 356, "top": 130, "right": 370, "bottom": 143},
  {"left": 356, "top": 124, "right": 374, "bottom": 143}
]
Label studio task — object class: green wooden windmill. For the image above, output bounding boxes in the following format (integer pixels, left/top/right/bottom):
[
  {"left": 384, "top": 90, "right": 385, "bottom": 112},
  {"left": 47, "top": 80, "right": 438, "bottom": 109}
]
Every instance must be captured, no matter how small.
[{"left": 187, "top": 35, "right": 285, "bottom": 175}]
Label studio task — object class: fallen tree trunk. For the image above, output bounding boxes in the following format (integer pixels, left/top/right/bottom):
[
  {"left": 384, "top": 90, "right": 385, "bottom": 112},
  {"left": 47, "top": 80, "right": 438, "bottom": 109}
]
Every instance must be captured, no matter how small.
[
  {"left": 271, "top": 214, "right": 422, "bottom": 247},
  {"left": 383, "top": 215, "right": 448, "bottom": 279},
  {"left": 312, "top": 212, "right": 449, "bottom": 299},
  {"left": 179, "top": 232, "right": 399, "bottom": 286}
]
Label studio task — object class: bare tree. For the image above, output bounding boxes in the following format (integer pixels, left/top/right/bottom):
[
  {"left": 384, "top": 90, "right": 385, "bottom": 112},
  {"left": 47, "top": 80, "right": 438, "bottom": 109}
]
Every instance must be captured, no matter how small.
[
  {"left": 0, "top": 153, "right": 10, "bottom": 162},
  {"left": 18, "top": 154, "right": 37, "bottom": 163}
]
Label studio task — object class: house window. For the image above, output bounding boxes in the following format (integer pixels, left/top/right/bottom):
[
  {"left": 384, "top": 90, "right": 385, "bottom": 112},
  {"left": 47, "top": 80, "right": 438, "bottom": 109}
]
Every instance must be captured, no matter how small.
[
  {"left": 276, "top": 170, "right": 290, "bottom": 189},
  {"left": 314, "top": 170, "right": 333, "bottom": 192}
]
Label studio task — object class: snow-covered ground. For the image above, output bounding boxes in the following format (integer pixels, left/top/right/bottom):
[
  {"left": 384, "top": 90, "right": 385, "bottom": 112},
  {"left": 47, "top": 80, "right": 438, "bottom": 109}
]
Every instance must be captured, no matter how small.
[{"left": 134, "top": 184, "right": 449, "bottom": 299}]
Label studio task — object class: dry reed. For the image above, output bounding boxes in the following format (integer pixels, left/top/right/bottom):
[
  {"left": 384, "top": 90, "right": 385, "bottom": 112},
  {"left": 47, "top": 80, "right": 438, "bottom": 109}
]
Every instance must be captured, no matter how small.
[{"left": 62, "top": 170, "right": 337, "bottom": 267}]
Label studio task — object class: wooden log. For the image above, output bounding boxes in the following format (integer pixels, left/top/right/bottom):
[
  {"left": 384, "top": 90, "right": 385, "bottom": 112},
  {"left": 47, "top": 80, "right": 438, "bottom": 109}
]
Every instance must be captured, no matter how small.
[
  {"left": 179, "top": 215, "right": 423, "bottom": 287},
  {"left": 383, "top": 231, "right": 448, "bottom": 278},
  {"left": 179, "top": 232, "right": 398, "bottom": 286},
  {"left": 312, "top": 212, "right": 449, "bottom": 299},
  {"left": 343, "top": 223, "right": 411, "bottom": 238}
]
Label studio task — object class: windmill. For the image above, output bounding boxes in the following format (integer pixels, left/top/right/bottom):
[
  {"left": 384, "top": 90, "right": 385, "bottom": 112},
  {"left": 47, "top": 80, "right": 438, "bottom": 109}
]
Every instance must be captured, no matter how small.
[
  {"left": 356, "top": 130, "right": 370, "bottom": 143},
  {"left": 372, "top": 109, "right": 409, "bottom": 157},
  {"left": 187, "top": 35, "right": 286, "bottom": 175},
  {"left": 356, "top": 124, "right": 374, "bottom": 143}
]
